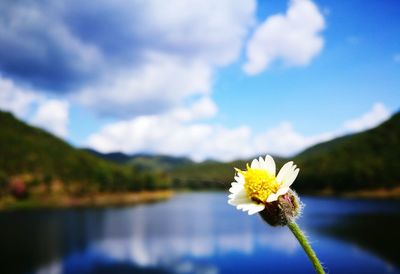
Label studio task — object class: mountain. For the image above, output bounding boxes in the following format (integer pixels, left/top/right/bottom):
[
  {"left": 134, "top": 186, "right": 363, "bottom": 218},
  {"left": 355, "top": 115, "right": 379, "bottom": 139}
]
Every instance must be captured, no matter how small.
[
  {"left": 127, "top": 154, "right": 193, "bottom": 171},
  {"left": 170, "top": 157, "right": 286, "bottom": 190},
  {"left": 84, "top": 150, "right": 193, "bottom": 171},
  {"left": 2, "top": 108, "right": 399, "bottom": 196},
  {"left": 0, "top": 111, "right": 167, "bottom": 196},
  {"left": 294, "top": 112, "right": 400, "bottom": 192},
  {"left": 82, "top": 149, "right": 132, "bottom": 164},
  {"left": 169, "top": 112, "right": 400, "bottom": 192}
]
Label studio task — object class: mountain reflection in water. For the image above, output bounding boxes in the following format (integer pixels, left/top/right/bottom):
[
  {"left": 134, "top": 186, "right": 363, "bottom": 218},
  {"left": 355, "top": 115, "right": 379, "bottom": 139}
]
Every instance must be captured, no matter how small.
[{"left": 0, "top": 193, "right": 399, "bottom": 274}]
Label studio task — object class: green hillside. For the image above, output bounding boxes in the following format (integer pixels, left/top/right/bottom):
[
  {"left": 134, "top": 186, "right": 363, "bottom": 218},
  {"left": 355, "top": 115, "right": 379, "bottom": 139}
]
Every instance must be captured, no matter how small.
[
  {"left": 0, "top": 111, "right": 168, "bottom": 197},
  {"left": 1, "top": 109, "right": 399, "bottom": 197},
  {"left": 169, "top": 112, "right": 400, "bottom": 192},
  {"left": 83, "top": 149, "right": 132, "bottom": 164},
  {"left": 127, "top": 154, "right": 193, "bottom": 172},
  {"left": 85, "top": 150, "right": 193, "bottom": 172},
  {"left": 171, "top": 160, "right": 246, "bottom": 190},
  {"left": 170, "top": 157, "right": 286, "bottom": 190},
  {"left": 294, "top": 112, "right": 400, "bottom": 192}
]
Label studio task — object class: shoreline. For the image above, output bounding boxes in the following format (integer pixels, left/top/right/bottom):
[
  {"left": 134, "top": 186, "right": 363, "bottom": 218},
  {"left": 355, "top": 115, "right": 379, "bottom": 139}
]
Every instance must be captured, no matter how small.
[
  {"left": 340, "top": 187, "right": 400, "bottom": 199},
  {"left": 0, "top": 190, "right": 174, "bottom": 210},
  {"left": 308, "top": 186, "right": 400, "bottom": 199},
  {"left": 1, "top": 187, "right": 399, "bottom": 211}
]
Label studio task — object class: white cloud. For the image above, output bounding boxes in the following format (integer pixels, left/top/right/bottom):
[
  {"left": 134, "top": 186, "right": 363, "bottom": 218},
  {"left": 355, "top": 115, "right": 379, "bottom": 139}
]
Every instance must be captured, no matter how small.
[
  {"left": 108, "top": 0, "right": 251, "bottom": 117},
  {"left": 256, "top": 102, "right": 391, "bottom": 157},
  {"left": 256, "top": 103, "right": 391, "bottom": 157},
  {"left": 136, "top": 0, "right": 255, "bottom": 66},
  {"left": 0, "top": 76, "right": 70, "bottom": 139},
  {"left": 0, "top": 0, "right": 256, "bottom": 118},
  {"left": 0, "top": 76, "right": 41, "bottom": 119},
  {"left": 243, "top": 0, "right": 325, "bottom": 75},
  {"left": 0, "top": 1, "right": 103, "bottom": 90},
  {"left": 343, "top": 102, "right": 390, "bottom": 132},
  {"left": 87, "top": 117, "right": 253, "bottom": 162},
  {"left": 86, "top": 97, "right": 251, "bottom": 162},
  {"left": 76, "top": 53, "right": 213, "bottom": 117},
  {"left": 72, "top": 0, "right": 256, "bottom": 117},
  {"left": 85, "top": 102, "right": 392, "bottom": 162},
  {"left": 31, "top": 99, "right": 69, "bottom": 138},
  {"left": 169, "top": 96, "right": 218, "bottom": 122},
  {"left": 254, "top": 122, "right": 334, "bottom": 156}
]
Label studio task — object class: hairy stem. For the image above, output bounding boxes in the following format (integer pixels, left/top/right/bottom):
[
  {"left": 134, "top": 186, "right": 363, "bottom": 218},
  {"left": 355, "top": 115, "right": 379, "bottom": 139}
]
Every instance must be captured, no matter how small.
[{"left": 288, "top": 221, "right": 325, "bottom": 274}]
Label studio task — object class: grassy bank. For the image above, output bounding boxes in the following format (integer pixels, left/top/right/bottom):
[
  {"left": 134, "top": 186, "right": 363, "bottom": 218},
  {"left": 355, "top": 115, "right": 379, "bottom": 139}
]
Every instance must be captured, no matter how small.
[
  {"left": 0, "top": 190, "right": 173, "bottom": 210},
  {"left": 301, "top": 186, "right": 400, "bottom": 199},
  {"left": 339, "top": 187, "right": 400, "bottom": 199}
]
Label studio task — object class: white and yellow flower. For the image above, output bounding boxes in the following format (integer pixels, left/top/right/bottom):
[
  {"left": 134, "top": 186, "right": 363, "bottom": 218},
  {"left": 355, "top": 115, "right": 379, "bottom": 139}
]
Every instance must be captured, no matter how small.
[{"left": 228, "top": 155, "right": 299, "bottom": 215}]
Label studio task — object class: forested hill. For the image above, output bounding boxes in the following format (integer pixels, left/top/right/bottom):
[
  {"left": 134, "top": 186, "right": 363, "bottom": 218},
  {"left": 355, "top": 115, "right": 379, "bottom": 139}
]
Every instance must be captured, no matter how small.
[
  {"left": 170, "top": 112, "right": 400, "bottom": 192},
  {"left": 84, "top": 149, "right": 193, "bottom": 171},
  {"left": 295, "top": 111, "right": 400, "bottom": 192},
  {"left": 1, "top": 109, "right": 399, "bottom": 195},
  {"left": 0, "top": 111, "right": 168, "bottom": 195}
]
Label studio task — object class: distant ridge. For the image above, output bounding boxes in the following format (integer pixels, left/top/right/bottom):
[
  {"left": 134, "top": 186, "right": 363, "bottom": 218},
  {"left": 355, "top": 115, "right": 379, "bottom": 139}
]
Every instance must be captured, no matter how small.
[
  {"left": 84, "top": 149, "right": 193, "bottom": 171},
  {"left": 82, "top": 149, "right": 132, "bottom": 164},
  {"left": 2, "top": 108, "right": 399, "bottom": 194},
  {"left": 295, "top": 111, "right": 400, "bottom": 191},
  {"left": 0, "top": 111, "right": 168, "bottom": 194},
  {"left": 168, "top": 112, "right": 400, "bottom": 192}
]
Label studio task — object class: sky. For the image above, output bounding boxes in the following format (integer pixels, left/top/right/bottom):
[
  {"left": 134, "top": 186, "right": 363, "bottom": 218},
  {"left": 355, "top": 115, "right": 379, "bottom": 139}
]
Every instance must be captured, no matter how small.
[{"left": 0, "top": 0, "right": 399, "bottom": 161}]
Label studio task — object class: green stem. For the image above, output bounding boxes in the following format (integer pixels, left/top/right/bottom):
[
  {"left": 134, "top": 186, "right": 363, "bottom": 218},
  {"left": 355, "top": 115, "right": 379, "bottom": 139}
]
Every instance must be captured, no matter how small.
[{"left": 287, "top": 221, "right": 325, "bottom": 274}]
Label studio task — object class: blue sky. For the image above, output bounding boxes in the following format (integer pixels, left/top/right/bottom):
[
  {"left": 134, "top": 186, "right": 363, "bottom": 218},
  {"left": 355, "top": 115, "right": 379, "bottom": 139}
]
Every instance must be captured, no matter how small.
[{"left": 0, "top": 0, "right": 399, "bottom": 161}]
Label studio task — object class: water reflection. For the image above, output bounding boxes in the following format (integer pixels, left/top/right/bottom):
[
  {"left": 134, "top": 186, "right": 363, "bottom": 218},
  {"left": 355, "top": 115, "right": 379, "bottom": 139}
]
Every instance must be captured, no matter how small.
[{"left": 0, "top": 193, "right": 399, "bottom": 274}]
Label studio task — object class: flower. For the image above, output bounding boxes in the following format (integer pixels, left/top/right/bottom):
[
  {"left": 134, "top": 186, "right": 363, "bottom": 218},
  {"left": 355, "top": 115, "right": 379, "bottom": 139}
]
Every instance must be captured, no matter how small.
[
  {"left": 228, "top": 155, "right": 300, "bottom": 216},
  {"left": 227, "top": 156, "right": 324, "bottom": 272}
]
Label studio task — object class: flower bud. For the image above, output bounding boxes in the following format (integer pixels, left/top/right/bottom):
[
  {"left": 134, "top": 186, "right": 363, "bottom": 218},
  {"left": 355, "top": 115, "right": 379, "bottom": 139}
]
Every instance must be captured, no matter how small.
[{"left": 259, "top": 189, "right": 302, "bottom": 226}]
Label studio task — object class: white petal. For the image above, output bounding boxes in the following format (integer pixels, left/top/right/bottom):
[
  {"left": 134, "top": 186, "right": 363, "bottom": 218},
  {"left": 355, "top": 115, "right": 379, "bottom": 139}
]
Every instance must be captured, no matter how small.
[
  {"left": 250, "top": 158, "right": 260, "bottom": 169},
  {"left": 247, "top": 204, "right": 265, "bottom": 215},
  {"left": 234, "top": 173, "right": 245, "bottom": 184},
  {"left": 229, "top": 198, "right": 251, "bottom": 206},
  {"left": 237, "top": 204, "right": 251, "bottom": 211},
  {"left": 229, "top": 187, "right": 241, "bottom": 194},
  {"left": 234, "top": 197, "right": 253, "bottom": 203},
  {"left": 276, "top": 161, "right": 293, "bottom": 183},
  {"left": 282, "top": 168, "right": 299, "bottom": 187},
  {"left": 229, "top": 197, "right": 250, "bottom": 206},
  {"left": 228, "top": 187, "right": 251, "bottom": 204},
  {"left": 228, "top": 199, "right": 237, "bottom": 205},
  {"left": 239, "top": 203, "right": 262, "bottom": 214},
  {"left": 264, "top": 155, "right": 276, "bottom": 176},
  {"left": 276, "top": 186, "right": 290, "bottom": 196},
  {"left": 229, "top": 192, "right": 250, "bottom": 202},
  {"left": 237, "top": 202, "right": 256, "bottom": 210},
  {"left": 266, "top": 193, "right": 279, "bottom": 202},
  {"left": 228, "top": 189, "right": 246, "bottom": 200},
  {"left": 229, "top": 182, "right": 243, "bottom": 194},
  {"left": 258, "top": 156, "right": 266, "bottom": 168}
]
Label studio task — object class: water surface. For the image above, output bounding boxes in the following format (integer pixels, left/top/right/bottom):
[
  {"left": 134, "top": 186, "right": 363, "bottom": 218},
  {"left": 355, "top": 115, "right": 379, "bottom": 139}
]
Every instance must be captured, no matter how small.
[{"left": 0, "top": 193, "right": 399, "bottom": 274}]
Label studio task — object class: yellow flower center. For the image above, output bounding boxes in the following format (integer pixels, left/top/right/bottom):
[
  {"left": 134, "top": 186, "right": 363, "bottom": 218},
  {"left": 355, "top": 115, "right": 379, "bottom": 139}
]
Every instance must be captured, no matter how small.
[{"left": 241, "top": 165, "right": 279, "bottom": 204}]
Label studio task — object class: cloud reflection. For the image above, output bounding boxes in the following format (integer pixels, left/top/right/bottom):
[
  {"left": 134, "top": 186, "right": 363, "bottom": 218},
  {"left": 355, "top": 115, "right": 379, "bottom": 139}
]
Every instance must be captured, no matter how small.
[
  {"left": 31, "top": 193, "right": 400, "bottom": 274},
  {"left": 90, "top": 193, "right": 299, "bottom": 269}
]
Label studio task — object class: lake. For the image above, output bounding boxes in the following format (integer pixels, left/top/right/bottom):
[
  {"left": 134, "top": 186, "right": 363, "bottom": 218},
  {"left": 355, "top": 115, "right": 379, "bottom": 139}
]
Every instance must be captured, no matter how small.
[{"left": 1, "top": 192, "right": 400, "bottom": 274}]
